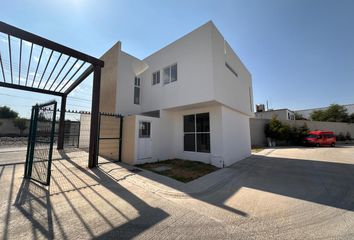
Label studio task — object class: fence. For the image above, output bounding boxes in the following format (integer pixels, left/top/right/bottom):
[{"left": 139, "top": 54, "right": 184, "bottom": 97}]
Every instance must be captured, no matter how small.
[
  {"left": 250, "top": 118, "right": 354, "bottom": 147},
  {"left": 79, "top": 112, "right": 123, "bottom": 162}
]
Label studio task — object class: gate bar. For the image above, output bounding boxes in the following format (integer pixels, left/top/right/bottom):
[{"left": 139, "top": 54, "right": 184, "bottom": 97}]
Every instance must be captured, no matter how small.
[
  {"left": 119, "top": 116, "right": 123, "bottom": 162},
  {"left": 57, "top": 95, "right": 67, "bottom": 150},
  {"left": 46, "top": 101, "right": 57, "bottom": 185}
]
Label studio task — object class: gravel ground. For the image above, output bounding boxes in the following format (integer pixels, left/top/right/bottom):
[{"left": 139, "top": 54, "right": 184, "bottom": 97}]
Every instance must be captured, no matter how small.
[{"left": 0, "top": 137, "right": 28, "bottom": 149}]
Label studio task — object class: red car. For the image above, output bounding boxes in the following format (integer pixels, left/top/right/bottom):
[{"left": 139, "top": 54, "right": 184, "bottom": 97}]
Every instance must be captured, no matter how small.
[{"left": 304, "top": 131, "right": 336, "bottom": 147}]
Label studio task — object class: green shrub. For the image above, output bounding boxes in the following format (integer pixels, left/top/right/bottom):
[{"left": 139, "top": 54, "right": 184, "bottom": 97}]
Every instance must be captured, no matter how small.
[
  {"left": 265, "top": 117, "right": 309, "bottom": 145},
  {"left": 345, "top": 132, "right": 352, "bottom": 141},
  {"left": 336, "top": 132, "right": 345, "bottom": 141}
]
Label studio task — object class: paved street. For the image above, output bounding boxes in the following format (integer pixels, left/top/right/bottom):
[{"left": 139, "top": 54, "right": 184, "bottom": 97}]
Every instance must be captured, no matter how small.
[{"left": 0, "top": 146, "right": 354, "bottom": 239}]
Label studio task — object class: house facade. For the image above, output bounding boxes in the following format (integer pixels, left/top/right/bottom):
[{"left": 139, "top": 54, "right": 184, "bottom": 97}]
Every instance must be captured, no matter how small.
[{"left": 99, "top": 21, "right": 254, "bottom": 168}]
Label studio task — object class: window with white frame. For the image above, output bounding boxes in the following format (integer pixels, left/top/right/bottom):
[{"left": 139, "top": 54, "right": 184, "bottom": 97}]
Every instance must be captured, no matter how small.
[
  {"left": 152, "top": 71, "right": 160, "bottom": 85},
  {"left": 163, "top": 63, "right": 177, "bottom": 85},
  {"left": 183, "top": 113, "right": 210, "bottom": 153},
  {"left": 134, "top": 76, "right": 140, "bottom": 105}
]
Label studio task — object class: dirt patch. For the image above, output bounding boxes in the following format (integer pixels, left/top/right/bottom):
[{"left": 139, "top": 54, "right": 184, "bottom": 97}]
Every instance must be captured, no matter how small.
[
  {"left": 251, "top": 147, "right": 265, "bottom": 153},
  {"left": 137, "top": 159, "right": 219, "bottom": 183}
]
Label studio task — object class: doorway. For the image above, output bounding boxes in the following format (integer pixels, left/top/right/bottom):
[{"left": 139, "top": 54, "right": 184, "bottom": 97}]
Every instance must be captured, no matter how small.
[{"left": 137, "top": 121, "right": 152, "bottom": 160}]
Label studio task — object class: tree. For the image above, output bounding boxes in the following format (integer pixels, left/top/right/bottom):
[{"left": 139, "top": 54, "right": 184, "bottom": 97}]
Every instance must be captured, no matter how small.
[
  {"left": 294, "top": 112, "right": 306, "bottom": 120},
  {"left": 13, "top": 118, "right": 28, "bottom": 136},
  {"left": 0, "top": 106, "right": 18, "bottom": 119},
  {"left": 265, "top": 116, "right": 282, "bottom": 140},
  {"left": 310, "top": 109, "right": 326, "bottom": 121},
  {"left": 265, "top": 116, "right": 291, "bottom": 141},
  {"left": 349, "top": 113, "right": 354, "bottom": 123},
  {"left": 265, "top": 117, "right": 309, "bottom": 145},
  {"left": 310, "top": 104, "right": 349, "bottom": 122}
]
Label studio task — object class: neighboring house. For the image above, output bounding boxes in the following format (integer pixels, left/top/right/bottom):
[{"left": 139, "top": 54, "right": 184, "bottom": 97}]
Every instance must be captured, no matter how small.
[
  {"left": 255, "top": 109, "right": 295, "bottom": 121},
  {"left": 296, "top": 104, "right": 354, "bottom": 120},
  {"left": 99, "top": 21, "right": 254, "bottom": 168}
]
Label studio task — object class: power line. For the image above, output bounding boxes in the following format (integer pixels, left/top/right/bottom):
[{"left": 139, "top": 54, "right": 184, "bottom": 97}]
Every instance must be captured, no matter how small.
[{"left": 0, "top": 92, "right": 91, "bottom": 104}]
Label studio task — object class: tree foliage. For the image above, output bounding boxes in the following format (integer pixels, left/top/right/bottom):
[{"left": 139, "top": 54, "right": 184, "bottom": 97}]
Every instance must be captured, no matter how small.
[
  {"left": 310, "top": 104, "right": 350, "bottom": 122},
  {"left": 13, "top": 118, "right": 28, "bottom": 136},
  {"left": 0, "top": 106, "right": 19, "bottom": 119},
  {"left": 265, "top": 116, "right": 309, "bottom": 144},
  {"left": 349, "top": 113, "right": 354, "bottom": 123},
  {"left": 294, "top": 112, "right": 306, "bottom": 120}
]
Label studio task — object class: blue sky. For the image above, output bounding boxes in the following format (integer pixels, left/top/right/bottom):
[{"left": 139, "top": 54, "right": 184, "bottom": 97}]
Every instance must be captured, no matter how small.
[{"left": 1, "top": 0, "right": 354, "bottom": 117}]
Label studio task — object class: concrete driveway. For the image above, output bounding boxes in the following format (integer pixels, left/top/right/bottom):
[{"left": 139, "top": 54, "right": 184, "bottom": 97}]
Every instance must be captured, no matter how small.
[{"left": 0, "top": 146, "right": 353, "bottom": 239}]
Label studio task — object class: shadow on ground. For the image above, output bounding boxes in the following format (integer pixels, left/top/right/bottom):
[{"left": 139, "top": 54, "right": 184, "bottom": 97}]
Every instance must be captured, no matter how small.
[{"left": 1, "top": 147, "right": 354, "bottom": 239}]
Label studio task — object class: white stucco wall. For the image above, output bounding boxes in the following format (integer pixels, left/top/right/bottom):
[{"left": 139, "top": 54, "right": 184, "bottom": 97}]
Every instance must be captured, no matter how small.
[
  {"left": 102, "top": 21, "right": 254, "bottom": 119},
  {"left": 123, "top": 103, "right": 251, "bottom": 168},
  {"left": 115, "top": 51, "right": 146, "bottom": 115},
  {"left": 139, "top": 22, "right": 215, "bottom": 112},
  {"left": 221, "top": 106, "right": 251, "bottom": 166},
  {"left": 211, "top": 22, "right": 253, "bottom": 117}
]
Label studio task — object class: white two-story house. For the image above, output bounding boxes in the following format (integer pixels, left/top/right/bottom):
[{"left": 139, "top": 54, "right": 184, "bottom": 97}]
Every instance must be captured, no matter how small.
[{"left": 99, "top": 21, "right": 254, "bottom": 168}]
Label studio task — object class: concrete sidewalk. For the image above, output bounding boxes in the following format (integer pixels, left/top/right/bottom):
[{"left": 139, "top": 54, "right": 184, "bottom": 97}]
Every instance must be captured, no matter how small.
[{"left": 1, "top": 147, "right": 354, "bottom": 239}]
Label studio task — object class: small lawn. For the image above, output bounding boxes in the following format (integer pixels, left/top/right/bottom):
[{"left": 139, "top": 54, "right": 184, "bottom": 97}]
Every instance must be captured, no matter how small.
[
  {"left": 251, "top": 147, "right": 265, "bottom": 153},
  {"left": 136, "top": 159, "right": 219, "bottom": 183}
]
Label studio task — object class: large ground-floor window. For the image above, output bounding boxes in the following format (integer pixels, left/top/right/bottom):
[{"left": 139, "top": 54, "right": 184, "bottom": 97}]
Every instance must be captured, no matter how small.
[{"left": 183, "top": 113, "right": 210, "bottom": 153}]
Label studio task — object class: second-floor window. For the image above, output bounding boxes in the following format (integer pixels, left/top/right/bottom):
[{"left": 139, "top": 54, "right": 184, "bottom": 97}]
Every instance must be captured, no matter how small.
[
  {"left": 163, "top": 63, "right": 177, "bottom": 85},
  {"left": 134, "top": 76, "right": 140, "bottom": 105},
  {"left": 152, "top": 71, "right": 160, "bottom": 85}
]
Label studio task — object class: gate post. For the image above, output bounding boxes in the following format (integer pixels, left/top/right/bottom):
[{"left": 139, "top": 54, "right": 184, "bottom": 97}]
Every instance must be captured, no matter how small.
[
  {"left": 57, "top": 94, "right": 67, "bottom": 150},
  {"left": 118, "top": 116, "right": 123, "bottom": 162},
  {"left": 88, "top": 65, "right": 101, "bottom": 168}
]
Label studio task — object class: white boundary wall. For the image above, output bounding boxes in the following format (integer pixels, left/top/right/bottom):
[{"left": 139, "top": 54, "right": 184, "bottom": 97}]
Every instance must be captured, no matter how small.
[{"left": 250, "top": 118, "right": 354, "bottom": 147}]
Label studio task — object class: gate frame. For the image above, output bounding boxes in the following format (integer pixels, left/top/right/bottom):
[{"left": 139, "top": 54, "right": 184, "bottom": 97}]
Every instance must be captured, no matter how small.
[{"left": 24, "top": 100, "right": 57, "bottom": 186}]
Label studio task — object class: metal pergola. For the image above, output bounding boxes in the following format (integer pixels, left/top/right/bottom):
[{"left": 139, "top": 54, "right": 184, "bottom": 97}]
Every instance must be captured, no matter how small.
[{"left": 0, "top": 21, "right": 104, "bottom": 168}]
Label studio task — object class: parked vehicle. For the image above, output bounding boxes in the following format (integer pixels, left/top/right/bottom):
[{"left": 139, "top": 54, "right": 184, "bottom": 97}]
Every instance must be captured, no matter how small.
[{"left": 304, "top": 131, "right": 336, "bottom": 147}]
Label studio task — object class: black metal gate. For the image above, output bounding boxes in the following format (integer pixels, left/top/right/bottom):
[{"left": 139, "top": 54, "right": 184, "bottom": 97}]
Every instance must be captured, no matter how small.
[{"left": 25, "top": 101, "right": 57, "bottom": 186}]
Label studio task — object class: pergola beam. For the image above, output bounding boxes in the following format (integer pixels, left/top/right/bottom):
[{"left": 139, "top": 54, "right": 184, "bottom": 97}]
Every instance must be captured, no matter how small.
[
  {"left": 64, "top": 65, "right": 93, "bottom": 95},
  {"left": 0, "top": 21, "right": 104, "bottom": 67},
  {"left": 0, "top": 81, "right": 64, "bottom": 96}
]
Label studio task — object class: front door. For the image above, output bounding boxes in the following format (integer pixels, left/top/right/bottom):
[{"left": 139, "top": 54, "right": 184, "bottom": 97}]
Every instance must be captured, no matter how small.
[{"left": 137, "top": 121, "right": 152, "bottom": 160}]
